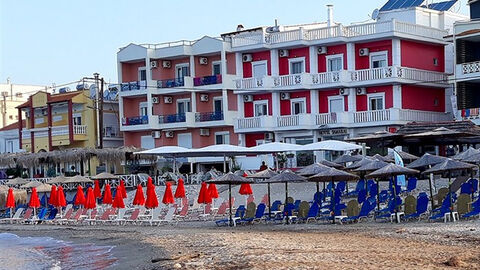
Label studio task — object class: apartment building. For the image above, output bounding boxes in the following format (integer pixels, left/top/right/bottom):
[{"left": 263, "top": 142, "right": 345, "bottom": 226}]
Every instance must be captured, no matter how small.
[{"left": 118, "top": 0, "right": 467, "bottom": 168}]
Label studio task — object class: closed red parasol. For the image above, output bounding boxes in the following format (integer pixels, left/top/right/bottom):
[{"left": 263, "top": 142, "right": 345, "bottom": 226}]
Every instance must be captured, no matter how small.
[
  {"left": 6, "top": 188, "right": 15, "bottom": 209},
  {"left": 112, "top": 188, "right": 125, "bottom": 209},
  {"left": 147, "top": 176, "right": 153, "bottom": 187},
  {"left": 48, "top": 185, "right": 57, "bottom": 206},
  {"left": 208, "top": 183, "right": 219, "bottom": 199},
  {"left": 119, "top": 180, "right": 127, "bottom": 198},
  {"left": 29, "top": 187, "right": 41, "bottom": 208},
  {"left": 74, "top": 185, "right": 86, "bottom": 206},
  {"left": 145, "top": 182, "right": 159, "bottom": 209},
  {"left": 102, "top": 184, "right": 113, "bottom": 204},
  {"left": 133, "top": 184, "right": 145, "bottom": 206},
  {"left": 243, "top": 172, "right": 248, "bottom": 177},
  {"left": 93, "top": 180, "right": 102, "bottom": 199},
  {"left": 197, "top": 182, "right": 212, "bottom": 204},
  {"left": 162, "top": 182, "right": 175, "bottom": 205},
  {"left": 56, "top": 186, "right": 67, "bottom": 207},
  {"left": 85, "top": 187, "right": 96, "bottom": 209},
  {"left": 174, "top": 178, "right": 186, "bottom": 198},
  {"left": 239, "top": 183, "right": 253, "bottom": 195}
]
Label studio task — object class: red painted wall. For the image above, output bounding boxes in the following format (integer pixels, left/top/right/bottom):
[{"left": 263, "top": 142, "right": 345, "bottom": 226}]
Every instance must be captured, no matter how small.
[
  {"left": 401, "top": 40, "right": 445, "bottom": 72},
  {"left": 402, "top": 85, "right": 445, "bottom": 112},
  {"left": 123, "top": 97, "right": 147, "bottom": 117},
  {"left": 124, "top": 131, "right": 150, "bottom": 147},
  {"left": 226, "top": 53, "right": 236, "bottom": 75},
  {"left": 355, "top": 40, "right": 392, "bottom": 70},
  {"left": 356, "top": 86, "right": 393, "bottom": 111},
  {"left": 280, "top": 91, "right": 311, "bottom": 115},
  {"left": 151, "top": 58, "right": 189, "bottom": 80},
  {"left": 122, "top": 62, "right": 145, "bottom": 82},
  {"left": 152, "top": 94, "right": 190, "bottom": 115},
  {"left": 196, "top": 92, "right": 222, "bottom": 113},
  {"left": 318, "top": 44, "right": 347, "bottom": 73},
  {"left": 318, "top": 89, "right": 348, "bottom": 113},
  {"left": 245, "top": 133, "right": 265, "bottom": 147},
  {"left": 195, "top": 55, "right": 221, "bottom": 77},
  {"left": 243, "top": 51, "right": 271, "bottom": 78},
  {"left": 278, "top": 47, "right": 310, "bottom": 75},
  {"left": 244, "top": 93, "right": 272, "bottom": 117},
  {"left": 227, "top": 90, "right": 237, "bottom": 111}
]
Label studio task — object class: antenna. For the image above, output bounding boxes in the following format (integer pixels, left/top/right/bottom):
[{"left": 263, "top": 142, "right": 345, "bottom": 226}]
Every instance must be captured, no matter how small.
[{"left": 274, "top": 19, "right": 278, "bottom": 27}]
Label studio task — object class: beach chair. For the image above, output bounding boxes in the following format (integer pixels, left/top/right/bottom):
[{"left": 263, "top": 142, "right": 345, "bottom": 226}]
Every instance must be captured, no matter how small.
[
  {"left": 199, "top": 204, "right": 213, "bottom": 220},
  {"left": 357, "top": 189, "right": 367, "bottom": 204},
  {"left": 346, "top": 179, "right": 365, "bottom": 197},
  {"left": 402, "top": 177, "right": 417, "bottom": 193},
  {"left": 462, "top": 197, "right": 480, "bottom": 218},
  {"left": 19, "top": 208, "right": 33, "bottom": 224},
  {"left": 213, "top": 202, "right": 227, "bottom": 217},
  {"left": 296, "top": 202, "right": 319, "bottom": 223},
  {"left": 110, "top": 208, "right": 127, "bottom": 225},
  {"left": 267, "top": 200, "right": 283, "bottom": 218},
  {"left": 376, "top": 197, "right": 402, "bottom": 221},
  {"left": 240, "top": 203, "right": 266, "bottom": 224},
  {"left": 174, "top": 203, "right": 189, "bottom": 221},
  {"left": 0, "top": 208, "right": 24, "bottom": 224},
  {"left": 83, "top": 209, "right": 98, "bottom": 225},
  {"left": 430, "top": 194, "right": 455, "bottom": 222},
  {"left": 237, "top": 202, "right": 256, "bottom": 225},
  {"left": 25, "top": 208, "right": 47, "bottom": 224},
  {"left": 215, "top": 205, "right": 245, "bottom": 227},
  {"left": 54, "top": 208, "right": 74, "bottom": 225},
  {"left": 260, "top": 194, "right": 269, "bottom": 205},
  {"left": 293, "top": 200, "right": 302, "bottom": 212},
  {"left": 141, "top": 208, "right": 161, "bottom": 226},
  {"left": 156, "top": 207, "right": 176, "bottom": 226},
  {"left": 66, "top": 208, "right": 86, "bottom": 225},
  {"left": 247, "top": 194, "right": 255, "bottom": 205},
  {"left": 43, "top": 208, "right": 58, "bottom": 223},
  {"left": 367, "top": 180, "right": 378, "bottom": 198},
  {"left": 403, "top": 193, "right": 429, "bottom": 220},
  {"left": 95, "top": 208, "right": 114, "bottom": 225},
  {"left": 341, "top": 197, "right": 375, "bottom": 224},
  {"left": 313, "top": 192, "right": 323, "bottom": 205},
  {"left": 379, "top": 190, "right": 389, "bottom": 203},
  {"left": 124, "top": 208, "right": 140, "bottom": 225}
]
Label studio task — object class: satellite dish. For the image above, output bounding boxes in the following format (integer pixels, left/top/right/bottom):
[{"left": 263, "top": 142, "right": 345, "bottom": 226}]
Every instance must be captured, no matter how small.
[
  {"left": 103, "top": 89, "right": 110, "bottom": 100},
  {"left": 89, "top": 84, "right": 98, "bottom": 99},
  {"left": 371, "top": 9, "right": 380, "bottom": 20}
]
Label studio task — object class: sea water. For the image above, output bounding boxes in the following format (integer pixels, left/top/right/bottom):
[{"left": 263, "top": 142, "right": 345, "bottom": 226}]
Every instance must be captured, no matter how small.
[{"left": 0, "top": 233, "right": 117, "bottom": 270}]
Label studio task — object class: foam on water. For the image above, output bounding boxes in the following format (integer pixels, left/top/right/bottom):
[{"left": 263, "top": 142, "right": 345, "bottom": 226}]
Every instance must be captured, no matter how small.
[{"left": 0, "top": 233, "right": 117, "bottom": 270}]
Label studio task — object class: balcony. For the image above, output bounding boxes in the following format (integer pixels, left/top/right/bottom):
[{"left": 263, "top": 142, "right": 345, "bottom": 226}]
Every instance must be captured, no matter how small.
[
  {"left": 195, "top": 111, "right": 224, "bottom": 122},
  {"left": 158, "top": 112, "right": 195, "bottom": 129},
  {"left": 455, "top": 61, "right": 480, "bottom": 82},
  {"left": 121, "top": 81, "right": 147, "bottom": 92},
  {"left": 103, "top": 127, "right": 122, "bottom": 138},
  {"left": 159, "top": 113, "right": 187, "bottom": 124},
  {"left": 230, "top": 20, "right": 447, "bottom": 49},
  {"left": 125, "top": 115, "right": 148, "bottom": 126},
  {"left": 194, "top": 75, "right": 222, "bottom": 86},
  {"left": 235, "top": 115, "right": 275, "bottom": 132},
  {"left": 276, "top": 114, "right": 315, "bottom": 130}
]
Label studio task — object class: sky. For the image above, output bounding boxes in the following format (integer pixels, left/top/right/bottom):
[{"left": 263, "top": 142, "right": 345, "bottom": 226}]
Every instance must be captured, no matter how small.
[{"left": 0, "top": 0, "right": 469, "bottom": 88}]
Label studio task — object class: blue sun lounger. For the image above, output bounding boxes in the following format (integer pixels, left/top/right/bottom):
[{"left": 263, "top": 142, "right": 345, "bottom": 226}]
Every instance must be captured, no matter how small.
[
  {"left": 215, "top": 205, "right": 245, "bottom": 227},
  {"left": 403, "top": 193, "right": 429, "bottom": 220}
]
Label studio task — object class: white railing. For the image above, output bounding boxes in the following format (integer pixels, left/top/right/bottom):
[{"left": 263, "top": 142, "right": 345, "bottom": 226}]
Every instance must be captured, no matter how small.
[
  {"left": 351, "top": 67, "right": 394, "bottom": 81},
  {"left": 316, "top": 113, "right": 337, "bottom": 125},
  {"left": 396, "top": 67, "right": 447, "bottom": 82},
  {"left": 461, "top": 61, "right": 480, "bottom": 74},
  {"left": 236, "top": 117, "right": 262, "bottom": 129},
  {"left": 343, "top": 20, "right": 393, "bottom": 37},
  {"left": 273, "top": 74, "right": 305, "bottom": 87},
  {"left": 277, "top": 115, "right": 299, "bottom": 127},
  {"left": 311, "top": 71, "right": 342, "bottom": 85},
  {"left": 394, "top": 21, "right": 447, "bottom": 40},
  {"left": 399, "top": 109, "right": 452, "bottom": 122},
  {"left": 73, "top": 125, "right": 87, "bottom": 135},
  {"left": 353, "top": 110, "right": 391, "bottom": 123},
  {"left": 305, "top": 25, "right": 342, "bottom": 40},
  {"left": 235, "top": 77, "right": 266, "bottom": 89},
  {"left": 267, "top": 29, "right": 303, "bottom": 44},
  {"left": 231, "top": 32, "right": 264, "bottom": 47}
]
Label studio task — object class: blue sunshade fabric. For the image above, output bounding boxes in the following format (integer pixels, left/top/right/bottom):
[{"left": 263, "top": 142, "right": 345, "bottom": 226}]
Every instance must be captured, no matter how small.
[
  {"left": 380, "top": 0, "right": 425, "bottom": 11},
  {"left": 428, "top": 0, "right": 458, "bottom": 11}
]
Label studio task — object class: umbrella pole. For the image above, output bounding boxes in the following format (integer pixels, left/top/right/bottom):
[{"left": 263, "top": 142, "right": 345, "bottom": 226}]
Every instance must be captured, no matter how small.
[
  {"left": 223, "top": 154, "right": 226, "bottom": 173},
  {"left": 316, "top": 182, "right": 319, "bottom": 193},
  {"left": 285, "top": 182, "right": 288, "bottom": 205},
  {"left": 331, "top": 179, "right": 335, "bottom": 224},
  {"left": 323, "top": 182, "right": 326, "bottom": 202},
  {"left": 229, "top": 183, "right": 233, "bottom": 227},
  {"left": 428, "top": 172, "right": 435, "bottom": 212},
  {"left": 376, "top": 179, "right": 380, "bottom": 213},
  {"left": 392, "top": 177, "right": 398, "bottom": 223},
  {"left": 276, "top": 153, "right": 279, "bottom": 171},
  {"left": 448, "top": 172, "right": 453, "bottom": 222},
  {"left": 268, "top": 183, "right": 271, "bottom": 218}
]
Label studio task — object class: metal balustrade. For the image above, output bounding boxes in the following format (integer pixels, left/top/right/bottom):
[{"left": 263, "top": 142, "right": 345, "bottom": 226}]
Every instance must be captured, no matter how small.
[
  {"left": 158, "top": 113, "right": 186, "bottom": 124},
  {"left": 195, "top": 111, "right": 224, "bottom": 122},
  {"left": 193, "top": 75, "right": 222, "bottom": 86},
  {"left": 157, "top": 77, "right": 185, "bottom": 88},
  {"left": 125, "top": 115, "right": 148, "bottom": 126}
]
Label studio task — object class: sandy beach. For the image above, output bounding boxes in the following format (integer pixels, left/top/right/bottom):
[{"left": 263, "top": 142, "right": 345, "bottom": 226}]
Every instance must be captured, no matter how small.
[{"left": 1, "top": 219, "right": 479, "bottom": 270}]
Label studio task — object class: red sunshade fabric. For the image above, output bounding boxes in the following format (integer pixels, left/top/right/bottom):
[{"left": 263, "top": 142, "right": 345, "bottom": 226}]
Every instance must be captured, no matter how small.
[
  {"left": 56, "top": 186, "right": 67, "bottom": 207},
  {"left": 162, "top": 182, "right": 175, "bottom": 205},
  {"left": 112, "top": 188, "right": 125, "bottom": 209},
  {"left": 133, "top": 184, "right": 145, "bottom": 206},
  {"left": 85, "top": 187, "right": 96, "bottom": 209},
  {"left": 174, "top": 178, "right": 186, "bottom": 198},
  {"left": 145, "top": 182, "right": 159, "bottom": 209},
  {"left": 94, "top": 180, "right": 102, "bottom": 199},
  {"left": 74, "top": 185, "right": 86, "bottom": 206},
  {"left": 102, "top": 184, "right": 113, "bottom": 205},
  {"left": 48, "top": 185, "right": 57, "bottom": 206},
  {"left": 208, "top": 183, "right": 219, "bottom": 199},
  {"left": 29, "top": 187, "right": 40, "bottom": 208},
  {"left": 6, "top": 188, "right": 15, "bottom": 208},
  {"left": 239, "top": 183, "right": 253, "bottom": 195}
]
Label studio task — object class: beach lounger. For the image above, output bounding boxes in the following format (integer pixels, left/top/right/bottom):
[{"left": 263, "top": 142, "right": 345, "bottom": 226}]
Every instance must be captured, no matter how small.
[
  {"left": 302, "top": 203, "right": 320, "bottom": 223},
  {"left": 346, "top": 179, "right": 366, "bottom": 197},
  {"left": 216, "top": 205, "right": 245, "bottom": 227},
  {"left": 341, "top": 198, "right": 376, "bottom": 224},
  {"left": 403, "top": 193, "right": 429, "bottom": 220},
  {"left": 54, "top": 208, "right": 74, "bottom": 225},
  {"left": 43, "top": 208, "right": 58, "bottom": 223},
  {"left": 239, "top": 203, "right": 266, "bottom": 225},
  {"left": 430, "top": 194, "right": 454, "bottom": 222},
  {"left": 66, "top": 208, "right": 86, "bottom": 225},
  {"left": 0, "top": 208, "right": 24, "bottom": 224},
  {"left": 95, "top": 208, "right": 115, "bottom": 225},
  {"left": 154, "top": 207, "right": 176, "bottom": 226},
  {"left": 124, "top": 209, "right": 141, "bottom": 225},
  {"left": 83, "top": 209, "right": 98, "bottom": 225},
  {"left": 141, "top": 208, "right": 161, "bottom": 226}
]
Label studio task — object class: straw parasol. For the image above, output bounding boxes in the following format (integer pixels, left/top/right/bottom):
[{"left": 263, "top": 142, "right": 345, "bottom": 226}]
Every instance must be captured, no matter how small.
[
  {"left": 247, "top": 168, "right": 279, "bottom": 217},
  {"left": 20, "top": 181, "right": 43, "bottom": 189},
  {"left": 333, "top": 154, "right": 363, "bottom": 164},
  {"left": 64, "top": 175, "right": 93, "bottom": 184},
  {"left": 385, "top": 151, "right": 419, "bottom": 161},
  {"left": 353, "top": 159, "right": 390, "bottom": 173},
  {"left": 35, "top": 183, "right": 53, "bottom": 193},
  {"left": 345, "top": 157, "right": 374, "bottom": 170},
  {"left": 91, "top": 172, "right": 119, "bottom": 180},
  {"left": 318, "top": 159, "right": 344, "bottom": 169},
  {"left": 262, "top": 170, "right": 307, "bottom": 205},
  {"left": 453, "top": 147, "right": 480, "bottom": 161},
  {"left": 463, "top": 153, "right": 480, "bottom": 164},
  {"left": 372, "top": 154, "right": 392, "bottom": 162},
  {"left": 46, "top": 175, "right": 68, "bottom": 185},
  {"left": 407, "top": 153, "right": 447, "bottom": 169},
  {"left": 297, "top": 163, "right": 332, "bottom": 193},
  {"left": 5, "top": 178, "right": 28, "bottom": 187},
  {"left": 206, "top": 172, "right": 254, "bottom": 226}
]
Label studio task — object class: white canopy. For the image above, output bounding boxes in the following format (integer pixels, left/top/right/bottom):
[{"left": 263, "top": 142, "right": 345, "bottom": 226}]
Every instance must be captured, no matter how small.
[
  {"left": 300, "top": 140, "right": 362, "bottom": 152},
  {"left": 249, "top": 142, "right": 300, "bottom": 153},
  {"left": 191, "top": 144, "right": 253, "bottom": 156},
  {"left": 135, "top": 146, "right": 191, "bottom": 157}
]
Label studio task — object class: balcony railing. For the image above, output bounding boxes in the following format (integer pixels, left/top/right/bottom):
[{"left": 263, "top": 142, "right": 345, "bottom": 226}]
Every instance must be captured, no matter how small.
[
  {"left": 350, "top": 66, "right": 447, "bottom": 83},
  {"left": 236, "top": 117, "right": 263, "bottom": 129},
  {"left": 73, "top": 125, "right": 87, "bottom": 135},
  {"left": 195, "top": 111, "right": 224, "bottom": 122},
  {"left": 121, "top": 81, "right": 147, "bottom": 91},
  {"left": 194, "top": 75, "right": 222, "bottom": 86},
  {"left": 156, "top": 77, "right": 185, "bottom": 88},
  {"left": 103, "top": 126, "right": 121, "bottom": 138},
  {"left": 125, "top": 115, "right": 148, "bottom": 126},
  {"left": 277, "top": 115, "right": 300, "bottom": 127},
  {"left": 316, "top": 113, "right": 337, "bottom": 125},
  {"left": 273, "top": 74, "right": 305, "bottom": 87},
  {"left": 158, "top": 113, "right": 186, "bottom": 124},
  {"left": 230, "top": 20, "right": 447, "bottom": 48},
  {"left": 353, "top": 110, "right": 391, "bottom": 123},
  {"left": 461, "top": 61, "right": 480, "bottom": 74}
]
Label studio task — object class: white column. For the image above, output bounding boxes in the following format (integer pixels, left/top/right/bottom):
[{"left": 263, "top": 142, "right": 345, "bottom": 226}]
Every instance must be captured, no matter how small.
[
  {"left": 310, "top": 90, "right": 319, "bottom": 115},
  {"left": 145, "top": 51, "right": 153, "bottom": 117},
  {"left": 117, "top": 61, "right": 123, "bottom": 84},
  {"left": 271, "top": 92, "right": 280, "bottom": 116},
  {"left": 237, "top": 91, "right": 244, "bottom": 117},
  {"left": 221, "top": 45, "right": 227, "bottom": 76},
  {"left": 235, "top": 53, "right": 243, "bottom": 78},
  {"left": 393, "top": 84, "right": 402, "bottom": 109},
  {"left": 309, "top": 46, "right": 318, "bottom": 73},
  {"left": 119, "top": 96, "right": 125, "bottom": 128},
  {"left": 392, "top": 38, "right": 401, "bottom": 67},
  {"left": 348, "top": 88, "right": 356, "bottom": 112},
  {"left": 222, "top": 89, "right": 228, "bottom": 113},
  {"left": 189, "top": 55, "right": 196, "bottom": 78},
  {"left": 346, "top": 43, "right": 356, "bottom": 71},
  {"left": 270, "top": 49, "right": 279, "bottom": 76},
  {"left": 191, "top": 91, "right": 197, "bottom": 113}
]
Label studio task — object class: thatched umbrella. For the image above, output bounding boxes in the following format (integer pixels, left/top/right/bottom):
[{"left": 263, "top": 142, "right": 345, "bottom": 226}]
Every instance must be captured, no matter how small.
[
  {"left": 407, "top": 153, "right": 447, "bottom": 169},
  {"left": 91, "top": 172, "right": 119, "bottom": 180},
  {"left": 206, "top": 172, "right": 254, "bottom": 226},
  {"left": 64, "top": 175, "right": 93, "bottom": 183},
  {"left": 297, "top": 163, "right": 332, "bottom": 193},
  {"left": 35, "top": 183, "right": 53, "bottom": 193},
  {"left": 385, "top": 151, "right": 419, "bottom": 161},
  {"left": 333, "top": 154, "right": 362, "bottom": 164},
  {"left": 463, "top": 153, "right": 480, "bottom": 164},
  {"left": 5, "top": 178, "right": 28, "bottom": 187},
  {"left": 247, "top": 169, "right": 278, "bottom": 217},
  {"left": 372, "top": 154, "right": 392, "bottom": 162},
  {"left": 353, "top": 159, "right": 390, "bottom": 173},
  {"left": 318, "top": 160, "right": 344, "bottom": 169},
  {"left": 46, "top": 175, "right": 68, "bottom": 185},
  {"left": 345, "top": 157, "right": 374, "bottom": 170},
  {"left": 366, "top": 164, "right": 420, "bottom": 215},
  {"left": 424, "top": 158, "right": 476, "bottom": 218},
  {"left": 347, "top": 130, "right": 401, "bottom": 148},
  {"left": 20, "top": 181, "right": 43, "bottom": 189},
  {"left": 453, "top": 147, "right": 480, "bottom": 161},
  {"left": 260, "top": 170, "right": 307, "bottom": 205},
  {"left": 309, "top": 168, "right": 359, "bottom": 224}
]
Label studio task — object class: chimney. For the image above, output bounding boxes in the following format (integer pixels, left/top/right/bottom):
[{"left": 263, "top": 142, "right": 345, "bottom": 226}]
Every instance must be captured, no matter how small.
[
  {"left": 327, "top": 4, "right": 334, "bottom": 28},
  {"left": 236, "top": 24, "right": 245, "bottom": 32}
]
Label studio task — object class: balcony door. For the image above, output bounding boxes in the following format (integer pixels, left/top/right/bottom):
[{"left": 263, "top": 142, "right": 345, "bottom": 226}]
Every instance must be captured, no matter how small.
[
  {"left": 328, "top": 97, "right": 344, "bottom": 113},
  {"left": 254, "top": 100, "right": 268, "bottom": 117},
  {"left": 326, "top": 54, "right": 343, "bottom": 72},
  {"left": 252, "top": 61, "right": 267, "bottom": 78},
  {"left": 176, "top": 64, "right": 190, "bottom": 79},
  {"left": 368, "top": 94, "right": 385, "bottom": 111},
  {"left": 370, "top": 51, "right": 388, "bottom": 68},
  {"left": 214, "top": 98, "right": 223, "bottom": 112},
  {"left": 291, "top": 98, "right": 306, "bottom": 115},
  {"left": 177, "top": 99, "right": 191, "bottom": 115}
]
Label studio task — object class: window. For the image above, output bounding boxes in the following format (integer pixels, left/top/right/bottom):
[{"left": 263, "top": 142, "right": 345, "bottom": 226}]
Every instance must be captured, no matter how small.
[
  {"left": 176, "top": 64, "right": 190, "bottom": 78},
  {"left": 7, "top": 141, "right": 13, "bottom": 153},
  {"left": 73, "top": 116, "right": 82, "bottom": 125},
  {"left": 368, "top": 94, "right": 385, "bottom": 111},
  {"left": 291, "top": 98, "right": 306, "bottom": 115},
  {"left": 326, "top": 54, "right": 343, "bottom": 72},
  {"left": 213, "top": 98, "right": 223, "bottom": 112},
  {"left": 370, "top": 51, "right": 388, "bottom": 68},
  {"left": 177, "top": 99, "right": 191, "bottom": 114},
  {"left": 215, "top": 132, "right": 230, "bottom": 145},
  {"left": 138, "top": 67, "right": 147, "bottom": 81},
  {"left": 139, "top": 102, "right": 148, "bottom": 116},
  {"left": 212, "top": 62, "right": 221, "bottom": 75},
  {"left": 328, "top": 97, "right": 344, "bottom": 113},
  {"left": 289, "top": 58, "right": 305, "bottom": 74},
  {"left": 254, "top": 100, "right": 268, "bottom": 116},
  {"left": 433, "top": 58, "right": 438, "bottom": 66},
  {"left": 252, "top": 61, "right": 267, "bottom": 78}
]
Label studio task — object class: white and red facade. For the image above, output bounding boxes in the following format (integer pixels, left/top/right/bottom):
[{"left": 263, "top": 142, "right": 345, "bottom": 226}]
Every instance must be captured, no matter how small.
[{"left": 117, "top": 5, "right": 466, "bottom": 169}]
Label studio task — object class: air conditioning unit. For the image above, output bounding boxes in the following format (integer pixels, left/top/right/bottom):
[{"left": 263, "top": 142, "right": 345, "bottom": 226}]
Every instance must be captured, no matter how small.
[
  {"left": 165, "top": 131, "right": 174, "bottom": 138},
  {"left": 317, "top": 46, "right": 327, "bottom": 54},
  {"left": 152, "top": 131, "right": 161, "bottom": 138},
  {"left": 264, "top": 132, "right": 274, "bottom": 141},
  {"left": 339, "top": 88, "right": 349, "bottom": 96},
  {"left": 356, "top": 87, "right": 367, "bottom": 95},
  {"left": 200, "top": 94, "right": 209, "bottom": 102},
  {"left": 359, "top": 48, "right": 370, "bottom": 56},
  {"left": 242, "top": 54, "right": 253, "bottom": 62},
  {"left": 279, "top": 49, "right": 289, "bottom": 57},
  {"left": 164, "top": 96, "right": 173, "bottom": 104},
  {"left": 280, "top": 92, "right": 290, "bottom": 100},
  {"left": 152, "top": 96, "right": 159, "bottom": 104},
  {"left": 150, "top": 61, "right": 158, "bottom": 69},
  {"left": 162, "top": 60, "right": 172, "bottom": 68},
  {"left": 243, "top": 95, "right": 253, "bottom": 102},
  {"left": 200, "top": 128, "right": 210, "bottom": 136},
  {"left": 199, "top": 57, "right": 208, "bottom": 65}
]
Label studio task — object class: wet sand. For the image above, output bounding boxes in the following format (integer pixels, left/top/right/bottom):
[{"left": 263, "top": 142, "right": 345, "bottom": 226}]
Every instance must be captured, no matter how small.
[{"left": 2, "top": 219, "right": 480, "bottom": 270}]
